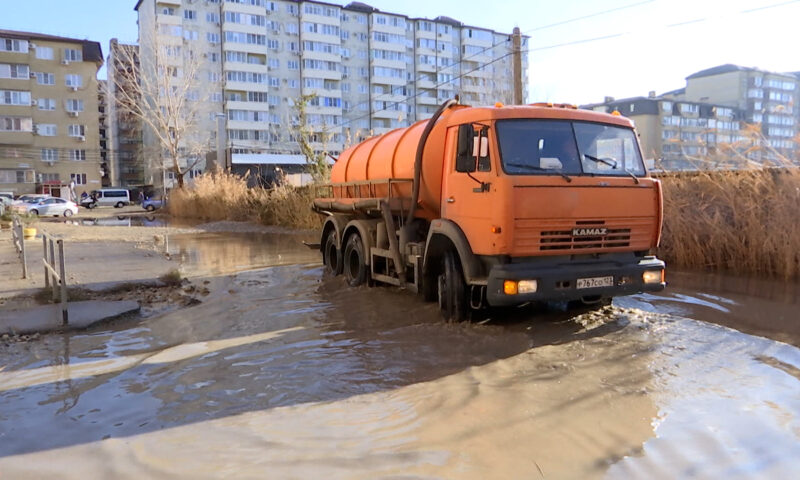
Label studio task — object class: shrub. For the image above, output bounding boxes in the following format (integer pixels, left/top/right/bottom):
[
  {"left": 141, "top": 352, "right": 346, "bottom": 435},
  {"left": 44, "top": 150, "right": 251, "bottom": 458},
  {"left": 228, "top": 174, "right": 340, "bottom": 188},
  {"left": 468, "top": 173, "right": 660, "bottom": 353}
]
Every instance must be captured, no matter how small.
[{"left": 168, "top": 172, "right": 321, "bottom": 229}]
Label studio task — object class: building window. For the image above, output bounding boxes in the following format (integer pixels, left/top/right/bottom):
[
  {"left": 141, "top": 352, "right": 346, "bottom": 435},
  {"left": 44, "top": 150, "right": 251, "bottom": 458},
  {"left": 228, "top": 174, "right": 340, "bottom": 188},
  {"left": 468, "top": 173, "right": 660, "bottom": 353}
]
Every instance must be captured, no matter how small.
[
  {"left": 206, "top": 32, "right": 220, "bottom": 44},
  {"left": 34, "top": 72, "right": 55, "bottom": 85},
  {"left": 65, "top": 99, "right": 84, "bottom": 112},
  {"left": 206, "top": 12, "right": 219, "bottom": 23},
  {"left": 70, "top": 173, "right": 87, "bottom": 185},
  {"left": 0, "top": 116, "right": 32, "bottom": 132},
  {"left": 69, "top": 150, "right": 86, "bottom": 161},
  {"left": 0, "top": 90, "right": 31, "bottom": 105},
  {"left": 67, "top": 124, "right": 85, "bottom": 137},
  {"left": 40, "top": 173, "right": 60, "bottom": 182},
  {"left": 0, "top": 38, "right": 28, "bottom": 52},
  {"left": 63, "top": 48, "right": 82, "bottom": 62},
  {"left": 37, "top": 124, "right": 57, "bottom": 136},
  {"left": 65, "top": 74, "right": 83, "bottom": 88},
  {"left": 184, "top": 10, "right": 197, "bottom": 20},
  {"left": 0, "top": 63, "right": 30, "bottom": 79},
  {"left": 41, "top": 148, "right": 59, "bottom": 162},
  {"left": 161, "top": 7, "right": 176, "bottom": 15},
  {"left": 35, "top": 46, "right": 54, "bottom": 60}
]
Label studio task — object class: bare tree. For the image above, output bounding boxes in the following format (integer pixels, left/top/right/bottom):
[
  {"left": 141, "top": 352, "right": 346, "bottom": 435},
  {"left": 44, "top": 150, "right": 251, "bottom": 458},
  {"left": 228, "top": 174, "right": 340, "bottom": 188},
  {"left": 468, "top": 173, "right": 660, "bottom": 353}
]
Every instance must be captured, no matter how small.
[
  {"left": 292, "top": 93, "right": 332, "bottom": 182},
  {"left": 108, "top": 32, "right": 214, "bottom": 189}
]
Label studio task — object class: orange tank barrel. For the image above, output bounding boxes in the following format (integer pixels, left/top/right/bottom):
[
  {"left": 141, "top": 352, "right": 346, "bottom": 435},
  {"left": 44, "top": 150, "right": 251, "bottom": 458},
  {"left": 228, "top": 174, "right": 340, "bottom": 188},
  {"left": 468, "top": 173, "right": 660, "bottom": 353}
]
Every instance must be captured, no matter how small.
[{"left": 332, "top": 106, "right": 464, "bottom": 219}]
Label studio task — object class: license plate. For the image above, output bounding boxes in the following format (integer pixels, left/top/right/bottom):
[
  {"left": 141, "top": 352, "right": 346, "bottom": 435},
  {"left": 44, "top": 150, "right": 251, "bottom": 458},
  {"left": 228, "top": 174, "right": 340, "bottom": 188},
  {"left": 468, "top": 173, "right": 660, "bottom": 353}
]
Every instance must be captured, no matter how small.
[{"left": 576, "top": 276, "right": 614, "bottom": 289}]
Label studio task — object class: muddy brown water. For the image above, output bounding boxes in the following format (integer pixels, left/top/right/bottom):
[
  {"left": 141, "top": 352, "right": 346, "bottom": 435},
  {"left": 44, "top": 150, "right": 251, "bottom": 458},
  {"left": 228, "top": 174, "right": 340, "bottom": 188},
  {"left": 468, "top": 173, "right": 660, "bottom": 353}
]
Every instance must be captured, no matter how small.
[{"left": 0, "top": 232, "right": 798, "bottom": 478}]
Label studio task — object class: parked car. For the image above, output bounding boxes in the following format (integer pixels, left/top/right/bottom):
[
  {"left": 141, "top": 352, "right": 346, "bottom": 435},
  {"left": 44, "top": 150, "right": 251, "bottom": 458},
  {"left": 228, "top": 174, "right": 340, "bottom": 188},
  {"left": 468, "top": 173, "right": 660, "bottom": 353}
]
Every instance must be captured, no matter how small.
[
  {"left": 142, "top": 197, "right": 165, "bottom": 212},
  {"left": 26, "top": 198, "right": 79, "bottom": 217},
  {"left": 12, "top": 194, "right": 51, "bottom": 206},
  {"left": 80, "top": 188, "right": 131, "bottom": 209}
]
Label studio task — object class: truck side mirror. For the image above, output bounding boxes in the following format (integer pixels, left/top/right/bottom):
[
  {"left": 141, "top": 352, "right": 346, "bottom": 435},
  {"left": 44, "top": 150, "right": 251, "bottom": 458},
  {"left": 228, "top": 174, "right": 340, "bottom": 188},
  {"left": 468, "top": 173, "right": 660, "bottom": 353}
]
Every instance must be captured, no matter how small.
[{"left": 456, "top": 124, "right": 477, "bottom": 173}]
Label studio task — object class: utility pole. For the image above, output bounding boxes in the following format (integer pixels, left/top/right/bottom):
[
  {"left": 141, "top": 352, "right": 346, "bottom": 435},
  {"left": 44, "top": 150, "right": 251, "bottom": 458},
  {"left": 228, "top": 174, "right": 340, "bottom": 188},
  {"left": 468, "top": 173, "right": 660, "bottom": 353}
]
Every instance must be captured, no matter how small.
[
  {"left": 215, "top": 113, "right": 226, "bottom": 172},
  {"left": 512, "top": 27, "right": 523, "bottom": 105}
]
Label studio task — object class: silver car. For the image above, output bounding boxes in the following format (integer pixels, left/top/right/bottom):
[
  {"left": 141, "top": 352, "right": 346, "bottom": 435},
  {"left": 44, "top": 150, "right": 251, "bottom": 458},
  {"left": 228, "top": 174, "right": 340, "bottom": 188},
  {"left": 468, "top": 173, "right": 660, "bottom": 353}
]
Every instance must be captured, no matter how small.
[{"left": 26, "top": 198, "right": 79, "bottom": 217}]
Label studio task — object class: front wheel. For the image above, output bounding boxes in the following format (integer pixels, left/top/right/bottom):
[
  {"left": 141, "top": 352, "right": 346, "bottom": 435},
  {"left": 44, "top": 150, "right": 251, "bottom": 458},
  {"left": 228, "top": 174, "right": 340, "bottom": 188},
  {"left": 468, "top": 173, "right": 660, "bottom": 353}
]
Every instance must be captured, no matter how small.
[
  {"left": 63, "top": 209, "right": 73, "bottom": 217},
  {"left": 145, "top": 205, "right": 155, "bottom": 212},
  {"left": 30, "top": 209, "right": 39, "bottom": 216},
  {"left": 343, "top": 234, "right": 368, "bottom": 287},
  {"left": 438, "top": 250, "right": 469, "bottom": 322},
  {"left": 115, "top": 202, "right": 124, "bottom": 208}
]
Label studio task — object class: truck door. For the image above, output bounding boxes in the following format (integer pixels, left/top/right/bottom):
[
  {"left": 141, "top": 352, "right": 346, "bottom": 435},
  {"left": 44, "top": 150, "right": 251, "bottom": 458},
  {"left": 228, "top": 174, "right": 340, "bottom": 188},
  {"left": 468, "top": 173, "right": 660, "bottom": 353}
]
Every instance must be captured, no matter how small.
[{"left": 441, "top": 123, "right": 499, "bottom": 255}]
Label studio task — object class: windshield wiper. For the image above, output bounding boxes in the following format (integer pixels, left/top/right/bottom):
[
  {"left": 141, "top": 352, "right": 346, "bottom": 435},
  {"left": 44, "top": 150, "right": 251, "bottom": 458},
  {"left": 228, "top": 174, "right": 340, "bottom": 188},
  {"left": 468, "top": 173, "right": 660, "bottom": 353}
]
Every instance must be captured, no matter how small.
[
  {"left": 583, "top": 154, "right": 617, "bottom": 168},
  {"left": 583, "top": 154, "right": 640, "bottom": 184},
  {"left": 506, "top": 162, "right": 572, "bottom": 183}
]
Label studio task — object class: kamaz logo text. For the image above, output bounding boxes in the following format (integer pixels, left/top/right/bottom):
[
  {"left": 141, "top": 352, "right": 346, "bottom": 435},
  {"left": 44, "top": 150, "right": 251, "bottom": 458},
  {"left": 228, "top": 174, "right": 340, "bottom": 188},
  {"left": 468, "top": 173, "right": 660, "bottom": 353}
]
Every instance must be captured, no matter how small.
[{"left": 572, "top": 227, "right": 608, "bottom": 236}]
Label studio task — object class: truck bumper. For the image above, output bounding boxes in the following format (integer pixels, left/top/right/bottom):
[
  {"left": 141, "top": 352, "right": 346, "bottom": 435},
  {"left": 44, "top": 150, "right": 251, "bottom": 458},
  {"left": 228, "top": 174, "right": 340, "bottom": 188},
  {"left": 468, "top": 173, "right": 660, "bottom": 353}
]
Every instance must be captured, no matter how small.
[{"left": 485, "top": 256, "right": 665, "bottom": 307}]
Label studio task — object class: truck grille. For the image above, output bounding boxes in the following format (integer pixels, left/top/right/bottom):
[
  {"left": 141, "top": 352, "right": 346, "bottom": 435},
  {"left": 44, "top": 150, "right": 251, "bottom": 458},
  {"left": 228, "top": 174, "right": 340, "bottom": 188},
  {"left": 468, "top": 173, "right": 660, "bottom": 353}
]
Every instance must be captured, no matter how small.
[{"left": 514, "top": 218, "right": 654, "bottom": 254}]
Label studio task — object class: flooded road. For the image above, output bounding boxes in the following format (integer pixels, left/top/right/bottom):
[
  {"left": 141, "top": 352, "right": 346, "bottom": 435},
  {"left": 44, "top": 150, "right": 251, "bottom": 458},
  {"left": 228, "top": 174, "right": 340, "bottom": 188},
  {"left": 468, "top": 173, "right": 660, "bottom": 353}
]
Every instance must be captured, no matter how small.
[{"left": 1, "top": 232, "right": 799, "bottom": 478}]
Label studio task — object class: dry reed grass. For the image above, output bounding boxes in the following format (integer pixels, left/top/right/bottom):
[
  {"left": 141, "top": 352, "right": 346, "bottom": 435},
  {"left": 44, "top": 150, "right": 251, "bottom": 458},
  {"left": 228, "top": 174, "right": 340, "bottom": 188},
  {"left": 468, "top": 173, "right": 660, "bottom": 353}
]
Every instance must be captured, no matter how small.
[
  {"left": 659, "top": 165, "right": 800, "bottom": 279},
  {"left": 168, "top": 172, "right": 321, "bottom": 230}
]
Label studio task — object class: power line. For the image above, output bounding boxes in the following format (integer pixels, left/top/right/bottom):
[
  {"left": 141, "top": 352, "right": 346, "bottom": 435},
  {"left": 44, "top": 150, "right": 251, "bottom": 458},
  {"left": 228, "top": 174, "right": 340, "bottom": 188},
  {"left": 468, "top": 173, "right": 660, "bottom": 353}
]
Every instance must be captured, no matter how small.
[{"left": 342, "top": 0, "right": 800, "bottom": 124}]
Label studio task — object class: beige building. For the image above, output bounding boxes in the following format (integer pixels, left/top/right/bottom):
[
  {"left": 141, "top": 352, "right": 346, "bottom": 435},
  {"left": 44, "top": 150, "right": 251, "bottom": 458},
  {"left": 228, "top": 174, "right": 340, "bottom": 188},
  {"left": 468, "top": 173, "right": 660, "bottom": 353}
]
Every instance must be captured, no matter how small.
[
  {"left": 585, "top": 93, "right": 744, "bottom": 171},
  {"left": 681, "top": 65, "right": 798, "bottom": 163},
  {"left": 0, "top": 30, "right": 104, "bottom": 198},
  {"left": 133, "top": 0, "right": 528, "bottom": 186}
]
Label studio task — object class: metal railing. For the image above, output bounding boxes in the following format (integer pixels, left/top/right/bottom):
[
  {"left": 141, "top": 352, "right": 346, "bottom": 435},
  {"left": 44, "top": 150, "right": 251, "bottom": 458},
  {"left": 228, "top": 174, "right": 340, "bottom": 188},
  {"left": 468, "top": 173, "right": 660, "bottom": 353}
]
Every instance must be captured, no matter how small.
[
  {"left": 11, "top": 216, "right": 28, "bottom": 279},
  {"left": 42, "top": 232, "right": 69, "bottom": 326}
]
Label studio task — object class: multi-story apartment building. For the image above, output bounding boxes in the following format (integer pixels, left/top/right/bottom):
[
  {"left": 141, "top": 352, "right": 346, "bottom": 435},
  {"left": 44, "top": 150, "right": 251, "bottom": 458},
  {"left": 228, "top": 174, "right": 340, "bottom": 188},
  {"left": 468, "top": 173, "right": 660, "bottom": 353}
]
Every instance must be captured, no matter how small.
[
  {"left": 682, "top": 64, "right": 798, "bottom": 163},
  {"left": 585, "top": 93, "right": 745, "bottom": 170},
  {"left": 98, "top": 79, "right": 111, "bottom": 187},
  {"left": 106, "top": 39, "right": 145, "bottom": 188},
  {"left": 0, "top": 30, "right": 103, "bottom": 197},
  {"left": 133, "top": 0, "right": 528, "bottom": 184}
]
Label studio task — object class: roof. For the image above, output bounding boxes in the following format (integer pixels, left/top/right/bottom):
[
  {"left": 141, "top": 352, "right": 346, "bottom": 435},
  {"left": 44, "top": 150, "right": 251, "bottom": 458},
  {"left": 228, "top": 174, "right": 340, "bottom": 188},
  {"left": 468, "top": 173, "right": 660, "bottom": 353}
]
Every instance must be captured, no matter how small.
[
  {"left": 345, "top": 2, "right": 377, "bottom": 13},
  {"left": 0, "top": 29, "right": 103, "bottom": 63},
  {"left": 686, "top": 64, "right": 753, "bottom": 80},
  {"left": 686, "top": 63, "right": 798, "bottom": 80}
]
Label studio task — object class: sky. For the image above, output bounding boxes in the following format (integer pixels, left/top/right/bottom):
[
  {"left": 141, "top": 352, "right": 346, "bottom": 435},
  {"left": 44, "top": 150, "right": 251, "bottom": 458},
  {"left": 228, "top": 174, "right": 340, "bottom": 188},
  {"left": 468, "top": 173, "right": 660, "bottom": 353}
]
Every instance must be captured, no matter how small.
[{"left": 2, "top": 0, "right": 799, "bottom": 105}]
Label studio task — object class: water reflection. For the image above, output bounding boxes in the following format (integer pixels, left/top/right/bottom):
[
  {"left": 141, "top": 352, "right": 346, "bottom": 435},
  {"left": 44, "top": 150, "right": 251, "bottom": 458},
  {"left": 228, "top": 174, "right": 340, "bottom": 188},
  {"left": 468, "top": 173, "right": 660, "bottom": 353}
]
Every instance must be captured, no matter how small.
[
  {"left": 56, "top": 215, "right": 167, "bottom": 227},
  {"left": 168, "top": 232, "right": 318, "bottom": 276}
]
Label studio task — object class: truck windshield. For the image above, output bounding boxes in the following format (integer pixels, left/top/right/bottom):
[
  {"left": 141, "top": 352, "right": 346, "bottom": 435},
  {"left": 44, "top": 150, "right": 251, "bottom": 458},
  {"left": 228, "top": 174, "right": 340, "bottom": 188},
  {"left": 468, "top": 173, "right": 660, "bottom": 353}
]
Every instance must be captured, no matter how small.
[{"left": 496, "top": 120, "right": 646, "bottom": 177}]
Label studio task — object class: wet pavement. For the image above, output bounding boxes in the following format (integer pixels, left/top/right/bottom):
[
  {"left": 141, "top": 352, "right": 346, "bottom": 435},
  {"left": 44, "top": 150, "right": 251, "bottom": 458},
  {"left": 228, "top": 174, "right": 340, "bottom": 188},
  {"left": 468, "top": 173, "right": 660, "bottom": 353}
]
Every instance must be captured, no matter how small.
[{"left": 0, "top": 231, "right": 799, "bottom": 478}]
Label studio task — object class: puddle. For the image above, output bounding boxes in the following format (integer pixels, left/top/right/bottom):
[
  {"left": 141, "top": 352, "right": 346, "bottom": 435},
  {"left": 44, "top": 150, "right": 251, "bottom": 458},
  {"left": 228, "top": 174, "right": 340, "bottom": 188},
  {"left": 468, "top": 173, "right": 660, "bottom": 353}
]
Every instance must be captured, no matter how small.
[
  {"left": 57, "top": 215, "right": 169, "bottom": 227},
  {"left": 620, "top": 270, "right": 800, "bottom": 347},
  {"left": 167, "top": 232, "right": 318, "bottom": 276},
  {"left": 0, "top": 265, "right": 797, "bottom": 478}
]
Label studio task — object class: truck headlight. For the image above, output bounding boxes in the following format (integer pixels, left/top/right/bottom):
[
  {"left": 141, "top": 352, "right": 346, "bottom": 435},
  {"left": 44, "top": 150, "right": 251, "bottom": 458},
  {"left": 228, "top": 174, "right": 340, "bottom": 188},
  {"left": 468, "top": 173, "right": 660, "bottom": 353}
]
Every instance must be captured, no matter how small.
[
  {"left": 642, "top": 270, "right": 664, "bottom": 284},
  {"left": 503, "top": 280, "right": 537, "bottom": 295}
]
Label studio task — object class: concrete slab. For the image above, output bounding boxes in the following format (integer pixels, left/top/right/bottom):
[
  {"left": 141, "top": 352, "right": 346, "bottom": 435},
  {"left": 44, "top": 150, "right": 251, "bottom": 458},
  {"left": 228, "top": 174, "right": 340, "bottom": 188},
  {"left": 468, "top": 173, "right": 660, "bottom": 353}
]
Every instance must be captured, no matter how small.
[{"left": 0, "top": 300, "right": 140, "bottom": 335}]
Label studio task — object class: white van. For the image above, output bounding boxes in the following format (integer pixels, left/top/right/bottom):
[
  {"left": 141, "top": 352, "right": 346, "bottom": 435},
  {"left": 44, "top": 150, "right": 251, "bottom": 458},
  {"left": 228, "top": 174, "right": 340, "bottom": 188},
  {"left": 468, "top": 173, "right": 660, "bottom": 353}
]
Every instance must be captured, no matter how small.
[{"left": 81, "top": 188, "right": 131, "bottom": 208}]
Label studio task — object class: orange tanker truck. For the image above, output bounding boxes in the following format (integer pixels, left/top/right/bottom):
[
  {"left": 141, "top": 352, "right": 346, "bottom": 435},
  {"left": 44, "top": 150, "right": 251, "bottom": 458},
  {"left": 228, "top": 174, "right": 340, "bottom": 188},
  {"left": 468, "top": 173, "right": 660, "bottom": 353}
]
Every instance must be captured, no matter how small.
[{"left": 312, "top": 98, "right": 666, "bottom": 320}]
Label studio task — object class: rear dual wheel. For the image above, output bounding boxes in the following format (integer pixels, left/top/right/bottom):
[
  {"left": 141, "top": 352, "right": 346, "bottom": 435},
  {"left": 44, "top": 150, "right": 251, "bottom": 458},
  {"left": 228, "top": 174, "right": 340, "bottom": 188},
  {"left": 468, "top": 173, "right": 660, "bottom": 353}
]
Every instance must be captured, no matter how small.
[
  {"left": 323, "top": 230, "right": 343, "bottom": 276},
  {"left": 343, "top": 234, "right": 368, "bottom": 287}
]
